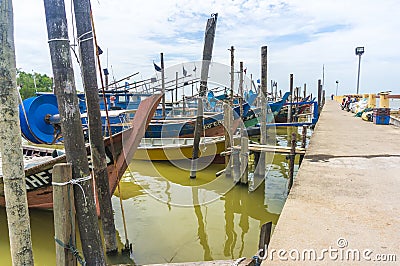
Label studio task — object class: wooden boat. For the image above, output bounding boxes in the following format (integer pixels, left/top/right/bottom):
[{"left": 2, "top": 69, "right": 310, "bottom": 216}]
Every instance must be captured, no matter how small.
[
  {"left": 0, "top": 94, "right": 162, "bottom": 209},
  {"left": 244, "top": 92, "right": 291, "bottom": 127},
  {"left": 134, "top": 136, "right": 239, "bottom": 162},
  {"left": 144, "top": 103, "right": 251, "bottom": 138}
]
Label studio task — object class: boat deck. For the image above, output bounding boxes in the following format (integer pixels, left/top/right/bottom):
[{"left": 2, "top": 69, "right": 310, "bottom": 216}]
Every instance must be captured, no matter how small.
[{"left": 264, "top": 100, "right": 400, "bottom": 264}]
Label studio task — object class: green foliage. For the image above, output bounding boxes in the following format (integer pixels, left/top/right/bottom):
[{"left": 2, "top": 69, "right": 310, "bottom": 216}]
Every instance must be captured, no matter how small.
[{"left": 16, "top": 69, "right": 53, "bottom": 100}]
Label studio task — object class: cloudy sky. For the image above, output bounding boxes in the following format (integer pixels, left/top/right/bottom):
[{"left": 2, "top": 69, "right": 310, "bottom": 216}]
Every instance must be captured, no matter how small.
[{"left": 12, "top": 0, "right": 400, "bottom": 96}]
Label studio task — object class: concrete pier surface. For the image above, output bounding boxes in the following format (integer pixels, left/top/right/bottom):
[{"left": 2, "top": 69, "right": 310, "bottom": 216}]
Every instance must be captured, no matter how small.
[{"left": 265, "top": 100, "right": 400, "bottom": 265}]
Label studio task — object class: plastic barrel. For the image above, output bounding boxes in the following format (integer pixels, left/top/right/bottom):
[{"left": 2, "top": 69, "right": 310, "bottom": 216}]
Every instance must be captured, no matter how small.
[{"left": 19, "top": 94, "right": 59, "bottom": 144}]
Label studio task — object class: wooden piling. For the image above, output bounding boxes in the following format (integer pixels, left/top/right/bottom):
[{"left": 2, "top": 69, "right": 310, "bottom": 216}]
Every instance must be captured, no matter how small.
[
  {"left": 257, "top": 46, "right": 268, "bottom": 178},
  {"left": 303, "top": 83, "right": 307, "bottom": 100},
  {"left": 53, "top": 163, "right": 76, "bottom": 266},
  {"left": 161, "top": 53, "right": 166, "bottom": 118},
  {"left": 74, "top": 1, "right": 117, "bottom": 254},
  {"left": 175, "top": 71, "right": 178, "bottom": 105},
  {"left": 43, "top": 1, "right": 105, "bottom": 263},
  {"left": 238, "top": 61, "right": 248, "bottom": 183},
  {"left": 240, "top": 136, "right": 249, "bottom": 184},
  {"left": 232, "top": 147, "right": 241, "bottom": 183},
  {"left": 258, "top": 222, "right": 272, "bottom": 258},
  {"left": 287, "top": 74, "right": 293, "bottom": 123},
  {"left": 224, "top": 104, "right": 232, "bottom": 178},
  {"left": 229, "top": 46, "right": 234, "bottom": 102},
  {"left": 288, "top": 132, "right": 297, "bottom": 190},
  {"left": 190, "top": 14, "right": 218, "bottom": 179},
  {"left": 0, "top": 2, "right": 34, "bottom": 263},
  {"left": 299, "top": 125, "right": 307, "bottom": 165},
  {"left": 317, "top": 79, "right": 322, "bottom": 115}
]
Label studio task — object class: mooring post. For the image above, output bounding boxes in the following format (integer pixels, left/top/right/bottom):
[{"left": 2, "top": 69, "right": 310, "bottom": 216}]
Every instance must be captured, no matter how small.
[
  {"left": 322, "top": 89, "right": 326, "bottom": 108},
  {"left": 43, "top": 0, "right": 105, "bottom": 263},
  {"left": 238, "top": 61, "right": 248, "bottom": 183},
  {"left": 303, "top": 83, "right": 307, "bottom": 100},
  {"left": 0, "top": 2, "right": 34, "bottom": 263},
  {"left": 190, "top": 13, "right": 218, "bottom": 179},
  {"left": 288, "top": 132, "right": 297, "bottom": 190},
  {"left": 257, "top": 46, "right": 268, "bottom": 179},
  {"left": 224, "top": 104, "right": 232, "bottom": 178},
  {"left": 53, "top": 163, "right": 77, "bottom": 266},
  {"left": 175, "top": 71, "right": 178, "bottom": 106},
  {"left": 240, "top": 136, "right": 249, "bottom": 184},
  {"left": 73, "top": 0, "right": 118, "bottom": 254},
  {"left": 161, "top": 52, "right": 166, "bottom": 118},
  {"left": 299, "top": 125, "right": 307, "bottom": 166},
  {"left": 317, "top": 79, "right": 322, "bottom": 115},
  {"left": 287, "top": 74, "right": 293, "bottom": 123},
  {"left": 294, "top": 86, "right": 300, "bottom": 122},
  {"left": 232, "top": 147, "right": 241, "bottom": 183},
  {"left": 258, "top": 222, "right": 272, "bottom": 259}
]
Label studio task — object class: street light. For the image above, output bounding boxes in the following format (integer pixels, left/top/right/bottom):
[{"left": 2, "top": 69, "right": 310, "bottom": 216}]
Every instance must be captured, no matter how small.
[
  {"left": 335, "top": 80, "right": 339, "bottom": 96},
  {"left": 355, "top": 47, "right": 364, "bottom": 95}
]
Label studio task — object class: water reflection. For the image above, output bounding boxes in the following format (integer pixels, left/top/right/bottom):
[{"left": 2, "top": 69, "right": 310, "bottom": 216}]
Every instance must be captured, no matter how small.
[{"left": 0, "top": 127, "right": 312, "bottom": 265}]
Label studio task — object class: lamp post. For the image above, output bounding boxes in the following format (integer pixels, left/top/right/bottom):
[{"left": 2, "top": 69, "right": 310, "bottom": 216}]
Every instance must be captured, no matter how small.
[
  {"left": 355, "top": 46, "right": 364, "bottom": 95},
  {"left": 335, "top": 80, "right": 339, "bottom": 96}
]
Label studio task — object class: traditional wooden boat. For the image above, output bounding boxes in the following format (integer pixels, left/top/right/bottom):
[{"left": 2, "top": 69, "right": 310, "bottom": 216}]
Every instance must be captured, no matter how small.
[
  {"left": 0, "top": 94, "right": 162, "bottom": 209},
  {"left": 134, "top": 136, "right": 239, "bottom": 162},
  {"left": 144, "top": 103, "right": 251, "bottom": 138},
  {"left": 244, "top": 91, "right": 291, "bottom": 127}
]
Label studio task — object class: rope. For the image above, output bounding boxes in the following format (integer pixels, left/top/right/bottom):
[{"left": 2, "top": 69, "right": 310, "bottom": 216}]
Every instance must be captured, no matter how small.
[
  {"left": 77, "top": 31, "right": 93, "bottom": 44},
  {"left": 52, "top": 175, "right": 92, "bottom": 205},
  {"left": 48, "top": 38, "right": 69, "bottom": 43},
  {"left": 55, "top": 237, "right": 86, "bottom": 266}
]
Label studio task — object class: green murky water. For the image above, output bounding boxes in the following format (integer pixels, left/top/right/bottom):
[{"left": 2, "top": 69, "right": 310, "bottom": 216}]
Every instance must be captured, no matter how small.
[{"left": 0, "top": 127, "right": 310, "bottom": 265}]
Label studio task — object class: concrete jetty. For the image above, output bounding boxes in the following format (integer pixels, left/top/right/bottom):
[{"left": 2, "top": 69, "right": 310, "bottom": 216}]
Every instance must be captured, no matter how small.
[{"left": 264, "top": 100, "right": 400, "bottom": 264}]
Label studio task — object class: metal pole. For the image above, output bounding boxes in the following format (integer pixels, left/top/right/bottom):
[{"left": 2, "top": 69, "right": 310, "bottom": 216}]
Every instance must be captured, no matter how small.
[{"left": 356, "top": 54, "right": 362, "bottom": 95}]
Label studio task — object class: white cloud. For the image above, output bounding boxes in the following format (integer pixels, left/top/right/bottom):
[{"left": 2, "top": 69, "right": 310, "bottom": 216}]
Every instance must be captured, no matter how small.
[{"left": 12, "top": 0, "right": 400, "bottom": 95}]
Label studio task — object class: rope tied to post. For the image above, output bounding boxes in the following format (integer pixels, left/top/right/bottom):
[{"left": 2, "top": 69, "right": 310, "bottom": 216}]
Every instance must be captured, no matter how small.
[
  {"left": 55, "top": 237, "right": 86, "bottom": 266},
  {"left": 48, "top": 38, "right": 70, "bottom": 43},
  {"left": 52, "top": 175, "right": 92, "bottom": 205},
  {"left": 77, "top": 31, "right": 93, "bottom": 44}
]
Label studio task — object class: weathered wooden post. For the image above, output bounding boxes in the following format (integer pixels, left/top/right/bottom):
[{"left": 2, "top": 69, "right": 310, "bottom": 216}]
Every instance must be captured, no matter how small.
[
  {"left": 257, "top": 46, "right": 268, "bottom": 179},
  {"left": 299, "top": 125, "right": 307, "bottom": 166},
  {"left": 223, "top": 104, "right": 232, "bottom": 178},
  {"left": 229, "top": 46, "right": 234, "bottom": 102},
  {"left": 239, "top": 62, "right": 248, "bottom": 184},
  {"left": 190, "top": 13, "right": 218, "bottom": 179},
  {"left": 43, "top": 0, "right": 105, "bottom": 264},
  {"left": 294, "top": 86, "right": 300, "bottom": 122},
  {"left": 288, "top": 132, "right": 297, "bottom": 190},
  {"left": 52, "top": 163, "right": 76, "bottom": 266},
  {"left": 303, "top": 83, "right": 307, "bottom": 100},
  {"left": 175, "top": 71, "right": 178, "bottom": 106},
  {"left": 318, "top": 79, "right": 322, "bottom": 115},
  {"left": 0, "top": 1, "right": 34, "bottom": 264},
  {"left": 161, "top": 53, "right": 166, "bottom": 118},
  {"left": 73, "top": 0, "right": 117, "bottom": 254},
  {"left": 287, "top": 74, "right": 293, "bottom": 123}
]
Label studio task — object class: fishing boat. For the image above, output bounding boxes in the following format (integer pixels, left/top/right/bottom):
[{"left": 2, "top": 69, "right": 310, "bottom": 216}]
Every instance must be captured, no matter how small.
[
  {"left": 0, "top": 94, "right": 162, "bottom": 209},
  {"left": 134, "top": 136, "right": 239, "bottom": 162},
  {"left": 243, "top": 91, "right": 291, "bottom": 127},
  {"left": 274, "top": 96, "right": 313, "bottom": 123},
  {"left": 144, "top": 102, "right": 251, "bottom": 138}
]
